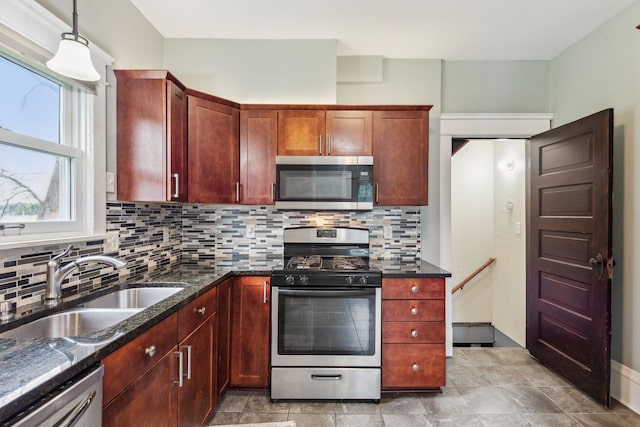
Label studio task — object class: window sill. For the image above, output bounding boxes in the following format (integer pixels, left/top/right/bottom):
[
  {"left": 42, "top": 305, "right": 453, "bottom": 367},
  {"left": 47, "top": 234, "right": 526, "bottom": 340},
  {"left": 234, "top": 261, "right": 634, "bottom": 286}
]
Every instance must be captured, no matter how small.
[{"left": 0, "top": 232, "right": 107, "bottom": 253}]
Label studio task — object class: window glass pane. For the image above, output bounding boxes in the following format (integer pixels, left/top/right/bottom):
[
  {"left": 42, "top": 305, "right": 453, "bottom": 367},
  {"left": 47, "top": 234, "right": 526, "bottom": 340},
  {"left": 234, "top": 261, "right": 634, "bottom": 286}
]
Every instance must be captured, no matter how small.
[
  {"left": 0, "top": 55, "right": 61, "bottom": 143},
  {"left": 0, "top": 143, "right": 71, "bottom": 222}
]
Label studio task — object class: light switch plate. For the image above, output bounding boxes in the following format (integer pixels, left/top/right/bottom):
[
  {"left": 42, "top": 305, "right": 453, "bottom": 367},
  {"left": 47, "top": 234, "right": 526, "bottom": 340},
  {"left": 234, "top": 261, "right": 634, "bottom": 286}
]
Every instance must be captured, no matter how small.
[
  {"left": 106, "top": 172, "right": 116, "bottom": 193},
  {"left": 247, "top": 224, "right": 256, "bottom": 238}
]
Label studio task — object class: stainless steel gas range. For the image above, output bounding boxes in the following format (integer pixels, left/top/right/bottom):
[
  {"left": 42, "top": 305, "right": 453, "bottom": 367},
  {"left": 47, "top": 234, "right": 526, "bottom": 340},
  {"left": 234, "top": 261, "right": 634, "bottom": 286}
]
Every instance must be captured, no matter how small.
[{"left": 270, "top": 227, "right": 382, "bottom": 401}]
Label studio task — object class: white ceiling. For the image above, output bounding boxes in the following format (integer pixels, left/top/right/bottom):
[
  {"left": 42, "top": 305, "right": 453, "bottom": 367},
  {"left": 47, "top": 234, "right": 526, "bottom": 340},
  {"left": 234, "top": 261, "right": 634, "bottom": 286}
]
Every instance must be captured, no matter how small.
[{"left": 131, "top": 0, "right": 637, "bottom": 60}]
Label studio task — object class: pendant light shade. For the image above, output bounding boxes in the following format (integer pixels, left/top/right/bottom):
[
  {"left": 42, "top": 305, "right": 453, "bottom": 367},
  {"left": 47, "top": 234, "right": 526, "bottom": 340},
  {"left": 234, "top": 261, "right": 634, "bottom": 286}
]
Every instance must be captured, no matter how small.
[{"left": 46, "top": 0, "right": 100, "bottom": 82}]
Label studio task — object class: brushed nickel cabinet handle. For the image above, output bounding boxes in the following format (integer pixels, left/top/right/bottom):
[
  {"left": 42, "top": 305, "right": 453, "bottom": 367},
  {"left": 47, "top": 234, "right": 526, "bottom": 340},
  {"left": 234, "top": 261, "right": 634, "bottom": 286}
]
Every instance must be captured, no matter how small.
[
  {"left": 410, "top": 307, "right": 418, "bottom": 315},
  {"left": 412, "top": 363, "right": 420, "bottom": 372},
  {"left": 375, "top": 183, "right": 379, "bottom": 203},
  {"left": 183, "top": 345, "right": 192, "bottom": 380},
  {"left": 172, "top": 173, "right": 179, "bottom": 198},
  {"left": 319, "top": 135, "right": 323, "bottom": 155},
  {"left": 235, "top": 182, "right": 240, "bottom": 202},
  {"left": 411, "top": 285, "right": 418, "bottom": 293},
  {"left": 327, "top": 135, "right": 332, "bottom": 155},
  {"left": 197, "top": 307, "right": 206, "bottom": 315},
  {"left": 271, "top": 183, "right": 276, "bottom": 202},
  {"left": 263, "top": 280, "right": 267, "bottom": 304},
  {"left": 174, "top": 351, "right": 184, "bottom": 387},
  {"left": 411, "top": 330, "right": 419, "bottom": 338}
]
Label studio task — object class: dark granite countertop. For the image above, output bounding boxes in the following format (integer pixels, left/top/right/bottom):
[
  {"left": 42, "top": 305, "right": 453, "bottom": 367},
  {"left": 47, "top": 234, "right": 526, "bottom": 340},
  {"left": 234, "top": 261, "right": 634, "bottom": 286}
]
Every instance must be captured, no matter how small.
[{"left": 0, "top": 258, "right": 448, "bottom": 423}]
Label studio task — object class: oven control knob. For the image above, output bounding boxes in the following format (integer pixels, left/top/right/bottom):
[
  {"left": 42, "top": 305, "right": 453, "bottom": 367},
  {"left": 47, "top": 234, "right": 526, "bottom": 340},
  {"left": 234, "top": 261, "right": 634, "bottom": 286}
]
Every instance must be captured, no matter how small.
[
  {"left": 359, "top": 276, "right": 368, "bottom": 285},
  {"left": 299, "top": 275, "right": 309, "bottom": 286},
  {"left": 285, "top": 275, "right": 295, "bottom": 286},
  {"left": 345, "top": 275, "right": 355, "bottom": 285}
]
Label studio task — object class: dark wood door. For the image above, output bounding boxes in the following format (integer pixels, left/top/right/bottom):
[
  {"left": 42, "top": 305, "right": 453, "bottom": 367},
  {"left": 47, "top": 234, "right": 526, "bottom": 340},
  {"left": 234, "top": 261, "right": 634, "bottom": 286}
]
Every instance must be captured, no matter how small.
[
  {"left": 103, "top": 349, "right": 177, "bottom": 427},
  {"left": 167, "top": 81, "right": 187, "bottom": 201},
  {"left": 326, "top": 110, "right": 373, "bottom": 156},
  {"left": 187, "top": 95, "right": 240, "bottom": 203},
  {"left": 240, "top": 110, "right": 277, "bottom": 204},
  {"left": 527, "top": 109, "right": 613, "bottom": 406},
  {"left": 277, "top": 110, "right": 325, "bottom": 156},
  {"left": 373, "top": 110, "right": 429, "bottom": 205},
  {"left": 230, "top": 276, "right": 270, "bottom": 388},
  {"left": 178, "top": 314, "right": 216, "bottom": 427}
]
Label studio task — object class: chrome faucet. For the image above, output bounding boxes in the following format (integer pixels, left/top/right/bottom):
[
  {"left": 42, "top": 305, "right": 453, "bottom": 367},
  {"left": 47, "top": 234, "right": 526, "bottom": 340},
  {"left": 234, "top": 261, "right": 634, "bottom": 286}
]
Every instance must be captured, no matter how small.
[{"left": 45, "top": 245, "right": 128, "bottom": 305}]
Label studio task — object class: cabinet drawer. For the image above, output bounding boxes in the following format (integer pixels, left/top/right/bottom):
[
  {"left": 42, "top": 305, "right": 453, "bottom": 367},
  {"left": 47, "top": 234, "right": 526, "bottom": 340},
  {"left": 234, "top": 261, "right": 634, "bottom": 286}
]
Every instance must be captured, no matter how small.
[
  {"left": 103, "top": 313, "right": 178, "bottom": 404},
  {"left": 178, "top": 288, "right": 217, "bottom": 341},
  {"left": 382, "top": 300, "right": 444, "bottom": 322},
  {"left": 383, "top": 321, "right": 445, "bottom": 343},
  {"left": 382, "top": 343, "right": 445, "bottom": 389},
  {"left": 382, "top": 278, "right": 444, "bottom": 300}
]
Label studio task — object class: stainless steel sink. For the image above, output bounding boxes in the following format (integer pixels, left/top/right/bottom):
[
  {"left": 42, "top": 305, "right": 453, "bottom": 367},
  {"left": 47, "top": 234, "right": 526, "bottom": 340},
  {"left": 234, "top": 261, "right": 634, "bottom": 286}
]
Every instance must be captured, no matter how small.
[
  {"left": 82, "top": 287, "right": 183, "bottom": 309},
  {"left": 0, "top": 308, "right": 141, "bottom": 339}
]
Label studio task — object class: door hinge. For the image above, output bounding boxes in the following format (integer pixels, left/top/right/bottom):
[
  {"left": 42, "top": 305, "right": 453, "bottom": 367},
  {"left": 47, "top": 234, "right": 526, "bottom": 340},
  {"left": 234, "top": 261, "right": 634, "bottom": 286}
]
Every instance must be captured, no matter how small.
[{"left": 607, "top": 257, "right": 615, "bottom": 280}]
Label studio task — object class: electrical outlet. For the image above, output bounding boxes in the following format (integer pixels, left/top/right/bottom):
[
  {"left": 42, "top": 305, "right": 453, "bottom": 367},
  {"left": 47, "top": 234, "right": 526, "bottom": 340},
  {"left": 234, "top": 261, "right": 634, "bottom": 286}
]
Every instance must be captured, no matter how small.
[
  {"left": 104, "top": 231, "right": 120, "bottom": 253},
  {"left": 163, "top": 227, "right": 170, "bottom": 243},
  {"left": 515, "top": 222, "right": 522, "bottom": 235},
  {"left": 247, "top": 224, "right": 256, "bottom": 238}
]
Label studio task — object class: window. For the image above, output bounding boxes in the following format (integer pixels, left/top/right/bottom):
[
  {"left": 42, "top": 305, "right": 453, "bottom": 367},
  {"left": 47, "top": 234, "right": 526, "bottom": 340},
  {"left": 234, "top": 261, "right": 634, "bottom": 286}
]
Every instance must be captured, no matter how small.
[{"left": 0, "top": 51, "right": 89, "bottom": 240}]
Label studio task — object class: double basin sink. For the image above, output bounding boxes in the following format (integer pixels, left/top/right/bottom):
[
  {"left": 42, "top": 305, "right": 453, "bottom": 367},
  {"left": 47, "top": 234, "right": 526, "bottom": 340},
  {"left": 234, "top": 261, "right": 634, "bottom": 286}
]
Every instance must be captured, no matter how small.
[{"left": 0, "top": 287, "right": 184, "bottom": 339}]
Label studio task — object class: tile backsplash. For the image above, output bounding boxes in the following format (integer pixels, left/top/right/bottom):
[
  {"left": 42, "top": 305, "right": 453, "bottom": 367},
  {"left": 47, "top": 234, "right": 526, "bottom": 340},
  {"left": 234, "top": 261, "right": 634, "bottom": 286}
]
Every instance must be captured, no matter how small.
[{"left": 0, "top": 202, "right": 421, "bottom": 307}]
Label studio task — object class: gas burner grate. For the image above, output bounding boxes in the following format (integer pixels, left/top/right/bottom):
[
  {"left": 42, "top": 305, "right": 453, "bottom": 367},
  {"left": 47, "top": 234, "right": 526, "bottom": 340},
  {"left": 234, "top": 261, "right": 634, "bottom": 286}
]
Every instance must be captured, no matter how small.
[
  {"left": 286, "top": 255, "right": 323, "bottom": 270},
  {"left": 331, "top": 256, "right": 368, "bottom": 270}
]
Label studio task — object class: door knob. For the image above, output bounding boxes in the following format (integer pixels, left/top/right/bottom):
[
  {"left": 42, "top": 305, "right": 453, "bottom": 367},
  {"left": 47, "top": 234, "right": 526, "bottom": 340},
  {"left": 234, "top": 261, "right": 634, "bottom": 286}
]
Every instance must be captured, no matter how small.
[{"left": 589, "top": 253, "right": 604, "bottom": 280}]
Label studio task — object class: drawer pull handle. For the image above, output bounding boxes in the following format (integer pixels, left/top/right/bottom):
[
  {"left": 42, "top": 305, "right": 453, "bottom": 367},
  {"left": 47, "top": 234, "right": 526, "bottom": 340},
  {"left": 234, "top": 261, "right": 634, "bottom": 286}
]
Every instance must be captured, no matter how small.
[
  {"left": 412, "top": 363, "right": 420, "bottom": 372},
  {"left": 197, "top": 307, "right": 206, "bottom": 315},
  {"left": 175, "top": 351, "right": 184, "bottom": 387},
  {"left": 410, "top": 307, "right": 418, "bottom": 315},
  {"left": 145, "top": 345, "right": 156, "bottom": 357},
  {"left": 411, "top": 285, "right": 418, "bottom": 293},
  {"left": 411, "top": 330, "right": 418, "bottom": 338}
]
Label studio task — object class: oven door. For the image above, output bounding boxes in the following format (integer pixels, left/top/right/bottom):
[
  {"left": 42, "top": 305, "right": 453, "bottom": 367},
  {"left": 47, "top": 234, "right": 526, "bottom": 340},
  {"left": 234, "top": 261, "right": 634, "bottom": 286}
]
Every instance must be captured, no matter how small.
[
  {"left": 275, "top": 156, "right": 373, "bottom": 210},
  {"left": 271, "top": 286, "right": 381, "bottom": 367}
]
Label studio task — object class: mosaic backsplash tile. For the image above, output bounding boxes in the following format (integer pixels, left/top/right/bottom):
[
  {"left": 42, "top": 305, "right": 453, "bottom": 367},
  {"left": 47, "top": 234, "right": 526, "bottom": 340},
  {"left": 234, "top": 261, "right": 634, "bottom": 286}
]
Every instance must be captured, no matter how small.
[{"left": 1, "top": 202, "right": 420, "bottom": 307}]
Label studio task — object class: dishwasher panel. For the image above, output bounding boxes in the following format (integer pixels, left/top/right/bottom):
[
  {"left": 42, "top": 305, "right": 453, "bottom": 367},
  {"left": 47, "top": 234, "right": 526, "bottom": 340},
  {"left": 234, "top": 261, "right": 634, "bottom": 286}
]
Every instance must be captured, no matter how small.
[{"left": 9, "top": 365, "right": 103, "bottom": 427}]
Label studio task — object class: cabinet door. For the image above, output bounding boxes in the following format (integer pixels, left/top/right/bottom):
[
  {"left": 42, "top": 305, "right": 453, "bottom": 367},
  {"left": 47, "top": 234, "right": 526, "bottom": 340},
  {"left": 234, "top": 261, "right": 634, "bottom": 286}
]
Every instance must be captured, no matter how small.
[
  {"left": 326, "top": 110, "right": 372, "bottom": 156},
  {"left": 277, "top": 110, "right": 325, "bottom": 156},
  {"left": 103, "top": 348, "right": 178, "bottom": 427},
  {"left": 373, "top": 110, "right": 429, "bottom": 205},
  {"left": 188, "top": 95, "right": 240, "bottom": 203},
  {"left": 116, "top": 76, "right": 170, "bottom": 202},
  {"left": 240, "top": 110, "right": 277, "bottom": 204},
  {"left": 216, "top": 279, "right": 232, "bottom": 400},
  {"left": 178, "top": 314, "right": 217, "bottom": 427},
  {"left": 230, "top": 276, "right": 270, "bottom": 387},
  {"left": 167, "top": 82, "right": 187, "bottom": 201}
]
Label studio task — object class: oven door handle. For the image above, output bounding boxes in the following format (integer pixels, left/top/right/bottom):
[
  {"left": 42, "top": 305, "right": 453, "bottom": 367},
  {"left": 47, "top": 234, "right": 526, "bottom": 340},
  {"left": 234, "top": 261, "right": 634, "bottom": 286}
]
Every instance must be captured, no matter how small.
[{"left": 276, "top": 289, "right": 375, "bottom": 298}]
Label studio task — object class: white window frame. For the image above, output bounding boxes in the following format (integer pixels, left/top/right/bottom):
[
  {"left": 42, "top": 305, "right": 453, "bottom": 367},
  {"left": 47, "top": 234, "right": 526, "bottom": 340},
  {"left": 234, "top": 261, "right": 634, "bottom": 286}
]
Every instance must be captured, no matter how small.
[{"left": 0, "top": 0, "right": 112, "bottom": 250}]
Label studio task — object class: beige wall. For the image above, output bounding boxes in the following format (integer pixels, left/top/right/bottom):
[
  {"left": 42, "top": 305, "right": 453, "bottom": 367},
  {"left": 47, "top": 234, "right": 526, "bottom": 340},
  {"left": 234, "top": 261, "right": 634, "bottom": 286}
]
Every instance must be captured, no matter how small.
[
  {"left": 164, "top": 39, "right": 337, "bottom": 104},
  {"left": 451, "top": 141, "right": 495, "bottom": 323},
  {"left": 35, "top": 0, "right": 164, "bottom": 68},
  {"left": 549, "top": 0, "right": 640, "bottom": 374}
]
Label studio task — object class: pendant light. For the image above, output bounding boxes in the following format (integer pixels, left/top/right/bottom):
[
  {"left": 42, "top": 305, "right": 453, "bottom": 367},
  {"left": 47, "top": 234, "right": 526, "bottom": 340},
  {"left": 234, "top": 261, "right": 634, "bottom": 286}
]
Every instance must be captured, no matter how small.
[{"left": 46, "top": 0, "right": 100, "bottom": 82}]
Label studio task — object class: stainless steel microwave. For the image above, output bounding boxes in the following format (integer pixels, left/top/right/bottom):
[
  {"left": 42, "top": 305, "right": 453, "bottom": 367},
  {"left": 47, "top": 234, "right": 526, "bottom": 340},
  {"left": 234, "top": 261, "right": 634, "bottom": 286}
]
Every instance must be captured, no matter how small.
[{"left": 275, "top": 156, "right": 373, "bottom": 210}]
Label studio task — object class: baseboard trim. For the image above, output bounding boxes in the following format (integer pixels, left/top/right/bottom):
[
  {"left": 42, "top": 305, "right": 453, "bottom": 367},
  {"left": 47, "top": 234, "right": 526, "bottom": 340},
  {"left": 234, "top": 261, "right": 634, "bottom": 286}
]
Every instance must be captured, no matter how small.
[{"left": 611, "top": 359, "right": 640, "bottom": 414}]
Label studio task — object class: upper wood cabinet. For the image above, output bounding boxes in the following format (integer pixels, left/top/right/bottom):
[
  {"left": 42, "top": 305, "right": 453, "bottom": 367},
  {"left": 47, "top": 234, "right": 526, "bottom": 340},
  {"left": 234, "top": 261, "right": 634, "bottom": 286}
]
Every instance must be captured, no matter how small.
[
  {"left": 276, "top": 109, "right": 373, "bottom": 156},
  {"left": 277, "top": 110, "right": 325, "bottom": 156},
  {"left": 326, "top": 110, "right": 372, "bottom": 156},
  {"left": 115, "top": 70, "right": 187, "bottom": 202},
  {"left": 187, "top": 91, "right": 240, "bottom": 204},
  {"left": 240, "top": 110, "right": 277, "bottom": 204},
  {"left": 373, "top": 110, "right": 429, "bottom": 206}
]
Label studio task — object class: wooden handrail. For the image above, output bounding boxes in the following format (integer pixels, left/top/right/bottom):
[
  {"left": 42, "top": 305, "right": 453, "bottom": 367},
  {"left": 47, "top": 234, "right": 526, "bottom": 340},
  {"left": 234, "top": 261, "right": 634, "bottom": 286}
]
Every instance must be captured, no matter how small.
[{"left": 451, "top": 258, "right": 496, "bottom": 294}]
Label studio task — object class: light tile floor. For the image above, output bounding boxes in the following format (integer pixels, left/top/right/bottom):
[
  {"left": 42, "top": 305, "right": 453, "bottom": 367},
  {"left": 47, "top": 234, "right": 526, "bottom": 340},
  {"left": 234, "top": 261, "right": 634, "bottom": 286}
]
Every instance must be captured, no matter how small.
[{"left": 208, "top": 347, "right": 640, "bottom": 426}]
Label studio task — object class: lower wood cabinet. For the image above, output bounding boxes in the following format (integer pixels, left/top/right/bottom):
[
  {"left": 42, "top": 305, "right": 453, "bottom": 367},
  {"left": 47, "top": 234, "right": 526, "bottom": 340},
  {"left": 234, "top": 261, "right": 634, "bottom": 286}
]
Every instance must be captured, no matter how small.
[
  {"left": 102, "top": 288, "right": 218, "bottom": 427},
  {"left": 381, "top": 278, "right": 446, "bottom": 390},
  {"left": 230, "top": 276, "right": 270, "bottom": 388}
]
